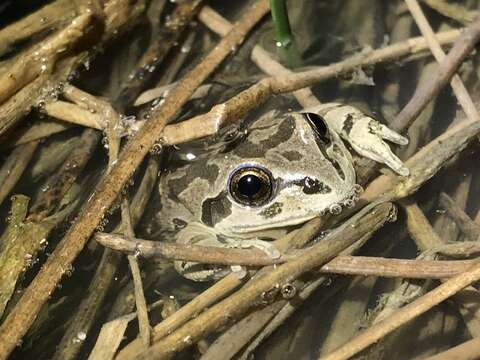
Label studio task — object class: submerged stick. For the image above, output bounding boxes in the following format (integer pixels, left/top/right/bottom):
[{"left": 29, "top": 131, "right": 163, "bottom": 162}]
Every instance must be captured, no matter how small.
[
  {"left": 0, "top": 2, "right": 270, "bottom": 357},
  {"left": 390, "top": 14, "right": 480, "bottom": 131},
  {"left": 320, "top": 261, "right": 480, "bottom": 360},
  {"left": 131, "top": 202, "right": 394, "bottom": 360},
  {"left": 96, "top": 233, "right": 478, "bottom": 279},
  {"left": 95, "top": 232, "right": 286, "bottom": 266},
  {"left": 0, "top": 0, "right": 75, "bottom": 56},
  {"left": 0, "top": 13, "right": 96, "bottom": 107},
  {"left": 406, "top": 0, "right": 479, "bottom": 122},
  {"left": 0, "top": 141, "right": 39, "bottom": 207},
  {"left": 439, "top": 192, "right": 480, "bottom": 241},
  {"left": 424, "top": 336, "right": 480, "bottom": 360}
]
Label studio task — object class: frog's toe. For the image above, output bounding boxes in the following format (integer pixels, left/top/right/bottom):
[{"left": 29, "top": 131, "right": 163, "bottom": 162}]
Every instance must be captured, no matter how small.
[
  {"left": 352, "top": 137, "right": 409, "bottom": 176},
  {"left": 373, "top": 143, "right": 409, "bottom": 176},
  {"left": 239, "top": 239, "right": 281, "bottom": 259},
  {"left": 377, "top": 124, "right": 409, "bottom": 145},
  {"left": 384, "top": 155, "right": 410, "bottom": 177}
]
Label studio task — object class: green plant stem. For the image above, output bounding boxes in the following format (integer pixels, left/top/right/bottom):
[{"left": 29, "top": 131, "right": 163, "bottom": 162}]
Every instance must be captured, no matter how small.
[{"left": 269, "top": 0, "right": 301, "bottom": 68}]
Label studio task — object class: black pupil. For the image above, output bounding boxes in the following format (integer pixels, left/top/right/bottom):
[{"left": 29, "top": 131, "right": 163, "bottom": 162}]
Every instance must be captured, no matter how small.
[{"left": 238, "top": 174, "right": 263, "bottom": 198}]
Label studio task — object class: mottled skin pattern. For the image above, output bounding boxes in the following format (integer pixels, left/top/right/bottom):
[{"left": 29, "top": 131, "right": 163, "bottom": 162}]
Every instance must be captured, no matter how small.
[
  {"left": 154, "top": 104, "right": 408, "bottom": 280},
  {"left": 156, "top": 110, "right": 357, "bottom": 239}
]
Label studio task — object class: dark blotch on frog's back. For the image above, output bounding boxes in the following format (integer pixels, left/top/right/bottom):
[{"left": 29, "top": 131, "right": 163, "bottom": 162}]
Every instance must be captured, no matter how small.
[
  {"left": 281, "top": 150, "right": 302, "bottom": 161},
  {"left": 201, "top": 191, "right": 232, "bottom": 227},
  {"left": 293, "top": 177, "right": 332, "bottom": 194},
  {"left": 168, "top": 163, "right": 220, "bottom": 198},
  {"left": 342, "top": 114, "right": 354, "bottom": 135},
  {"left": 234, "top": 115, "right": 296, "bottom": 159}
]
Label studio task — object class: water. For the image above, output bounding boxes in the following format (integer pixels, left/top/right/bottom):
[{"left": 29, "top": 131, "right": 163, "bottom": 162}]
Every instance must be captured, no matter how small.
[{"left": 1, "top": 1, "right": 479, "bottom": 359}]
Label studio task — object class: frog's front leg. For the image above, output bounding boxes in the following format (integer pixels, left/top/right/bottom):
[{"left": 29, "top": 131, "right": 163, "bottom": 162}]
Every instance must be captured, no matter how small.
[
  {"left": 305, "top": 103, "right": 410, "bottom": 176},
  {"left": 174, "top": 222, "right": 280, "bottom": 281}
]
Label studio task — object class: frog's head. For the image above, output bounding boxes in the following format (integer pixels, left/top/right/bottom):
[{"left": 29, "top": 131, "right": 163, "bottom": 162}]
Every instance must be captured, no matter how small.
[{"left": 197, "top": 110, "right": 359, "bottom": 236}]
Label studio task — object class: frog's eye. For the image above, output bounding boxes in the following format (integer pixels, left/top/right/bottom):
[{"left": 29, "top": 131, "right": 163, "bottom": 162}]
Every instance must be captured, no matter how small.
[
  {"left": 302, "top": 112, "right": 329, "bottom": 141},
  {"left": 229, "top": 166, "right": 273, "bottom": 206}
]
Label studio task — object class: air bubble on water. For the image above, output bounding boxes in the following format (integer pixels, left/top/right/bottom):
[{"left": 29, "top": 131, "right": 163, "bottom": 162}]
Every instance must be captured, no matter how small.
[
  {"left": 353, "top": 184, "right": 364, "bottom": 195},
  {"left": 329, "top": 203, "right": 342, "bottom": 215},
  {"left": 134, "top": 244, "right": 141, "bottom": 258},
  {"left": 181, "top": 43, "right": 192, "bottom": 53},
  {"left": 185, "top": 153, "right": 196, "bottom": 161},
  {"left": 344, "top": 199, "right": 355, "bottom": 208},
  {"left": 150, "top": 142, "right": 163, "bottom": 155},
  {"left": 387, "top": 206, "right": 398, "bottom": 222},
  {"left": 323, "top": 277, "right": 333, "bottom": 286},
  {"left": 73, "top": 331, "right": 86, "bottom": 343}
]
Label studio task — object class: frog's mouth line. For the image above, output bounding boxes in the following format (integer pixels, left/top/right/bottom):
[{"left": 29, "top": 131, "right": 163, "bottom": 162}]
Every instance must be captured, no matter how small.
[{"left": 229, "top": 184, "right": 362, "bottom": 234}]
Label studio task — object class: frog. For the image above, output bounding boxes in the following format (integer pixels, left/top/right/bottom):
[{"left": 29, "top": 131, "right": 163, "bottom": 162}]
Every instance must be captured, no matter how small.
[{"left": 153, "top": 103, "right": 409, "bottom": 281}]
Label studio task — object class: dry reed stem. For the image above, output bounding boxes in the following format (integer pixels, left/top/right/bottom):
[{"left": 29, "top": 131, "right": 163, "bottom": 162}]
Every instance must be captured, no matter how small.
[
  {"left": 53, "top": 82, "right": 149, "bottom": 358},
  {"left": 404, "top": 201, "right": 480, "bottom": 338},
  {"left": 161, "top": 27, "right": 463, "bottom": 145},
  {"left": 55, "top": 158, "right": 159, "bottom": 359},
  {"left": 0, "top": 0, "right": 146, "bottom": 142},
  {"left": 96, "top": 233, "right": 479, "bottom": 279},
  {"left": 43, "top": 101, "right": 105, "bottom": 129},
  {"left": 51, "top": 3, "right": 197, "bottom": 349},
  {"left": 88, "top": 300, "right": 164, "bottom": 360},
  {"left": 406, "top": 0, "right": 479, "bottom": 122},
  {"left": 62, "top": 83, "right": 123, "bottom": 168},
  {"left": 439, "top": 192, "right": 480, "bottom": 241},
  {"left": 0, "top": 13, "right": 96, "bottom": 106},
  {"left": 0, "top": 0, "right": 75, "bottom": 56},
  {"left": 118, "top": 0, "right": 203, "bottom": 105},
  {"left": 121, "top": 200, "right": 151, "bottom": 347},
  {"left": 362, "top": 119, "right": 480, "bottom": 202},
  {"left": 5, "top": 120, "right": 71, "bottom": 147},
  {"left": 199, "top": 5, "right": 320, "bottom": 110},
  {"left": 423, "top": 336, "right": 480, "bottom": 360},
  {"left": 421, "top": 0, "right": 477, "bottom": 25},
  {"left": 319, "top": 256, "right": 478, "bottom": 279},
  {"left": 320, "top": 261, "right": 480, "bottom": 360},
  {"left": 390, "top": 14, "right": 480, "bottom": 131},
  {"left": 95, "top": 232, "right": 286, "bottom": 266},
  {"left": 28, "top": 128, "right": 100, "bottom": 220},
  {"left": 201, "top": 299, "right": 288, "bottom": 360},
  {"left": 15, "top": 26, "right": 466, "bottom": 146},
  {"left": 429, "top": 241, "right": 480, "bottom": 259},
  {"left": 0, "top": 1, "right": 270, "bottom": 357}
]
